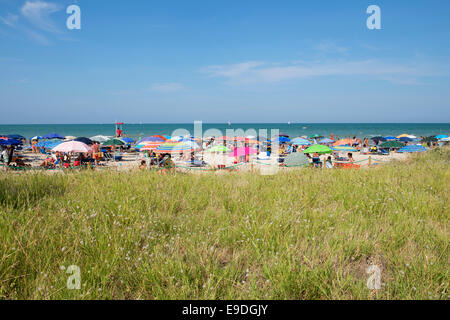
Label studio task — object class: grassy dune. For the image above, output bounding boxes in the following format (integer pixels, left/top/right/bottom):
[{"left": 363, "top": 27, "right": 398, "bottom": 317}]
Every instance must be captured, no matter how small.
[{"left": 0, "top": 149, "right": 448, "bottom": 299}]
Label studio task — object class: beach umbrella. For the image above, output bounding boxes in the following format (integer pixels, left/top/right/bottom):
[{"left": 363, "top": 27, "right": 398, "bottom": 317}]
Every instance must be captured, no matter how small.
[
  {"left": 396, "top": 134, "right": 411, "bottom": 138},
  {"left": 137, "top": 136, "right": 165, "bottom": 144},
  {"left": 52, "top": 141, "right": 92, "bottom": 153},
  {"left": 0, "top": 139, "right": 22, "bottom": 146},
  {"left": 308, "top": 134, "right": 323, "bottom": 139},
  {"left": 291, "top": 137, "right": 311, "bottom": 146},
  {"left": 278, "top": 132, "right": 290, "bottom": 137},
  {"left": 333, "top": 138, "right": 353, "bottom": 146},
  {"left": 397, "top": 145, "right": 427, "bottom": 153},
  {"left": 435, "top": 134, "right": 448, "bottom": 140},
  {"left": 31, "top": 136, "right": 42, "bottom": 140},
  {"left": 120, "top": 137, "right": 134, "bottom": 144},
  {"left": 155, "top": 141, "right": 199, "bottom": 154},
  {"left": 332, "top": 145, "right": 358, "bottom": 152},
  {"left": 7, "top": 134, "right": 25, "bottom": 140},
  {"left": 103, "top": 138, "right": 126, "bottom": 146},
  {"left": 440, "top": 137, "right": 450, "bottom": 142},
  {"left": 42, "top": 133, "right": 65, "bottom": 139},
  {"left": 384, "top": 136, "right": 398, "bottom": 140},
  {"left": 74, "top": 137, "right": 94, "bottom": 145},
  {"left": 228, "top": 147, "right": 258, "bottom": 157},
  {"left": 206, "top": 145, "right": 230, "bottom": 153},
  {"left": 303, "top": 145, "right": 333, "bottom": 154},
  {"left": 380, "top": 141, "right": 404, "bottom": 149},
  {"left": 284, "top": 152, "right": 309, "bottom": 167},
  {"left": 273, "top": 136, "right": 291, "bottom": 143},
  {"left": 64, "top": 136, "right": 76, "bottom": 141},
  {"left": 90, "top": 135, "right": 110, "bottom": 142},
  {"left": 319, "top": 138, "right": 333, "bottom": 144},
  {"left": 35, "top": 140, "right": 62, "bottom": 149},
  {"left": 137, "top": 141, "right": 163, "bottom": 151},
  {"left": 399, "top": 137, "right": 413, "bottom": 142}
]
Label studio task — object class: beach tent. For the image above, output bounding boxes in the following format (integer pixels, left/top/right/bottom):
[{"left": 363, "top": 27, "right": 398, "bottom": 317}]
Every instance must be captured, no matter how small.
[
  {"left": 397, "top": 145, "right": 427, "bottom": 153},
  {"left": 380, "top": 141, "right": 404, "bottom": 149},
  {"left": 284, "top": 152, "right": 309, "bottom": 167},
  {"left": 103, "top": 138, "right": 126, "bottom": 146},
  {"left": 52, "top": 141, "right": 92, "bottom": 153},
  {"left": 206, "top": 145, "right": 230, "bottom": 153},
  {"left": 333, "top": 138, "right": 353, "bottom": 146},
  {"left": 90, "top": 135, "right": 110, "bottom": 142},
  {"left": 74, "top": 137, "right": 94, "bottom": 145},
  {"left": 228, "top": 147, "right": 258, "bottom": 157},
  {"left": 303, "top": 145, "right": 333, "bottom": 154},
  {"left": 332, "top": 145, "right": 358, "bottom": 152},
  {"left": 42, "top": 133, "right": 65, "bottom": 139},
  {"left": 291, "top": 137, "right": 311, "bottom": 145},
  {"left": 0, "top": 139, "right": 22, "bottom": 146}
]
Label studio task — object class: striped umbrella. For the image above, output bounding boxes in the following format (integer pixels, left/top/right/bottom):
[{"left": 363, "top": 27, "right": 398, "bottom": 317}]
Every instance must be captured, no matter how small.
[
  {"left": 138, "top": 142, "right": 163, "bottom": 151},
  {"left": 155, "top": 141, "right": 200, "bottom": 154},
  {"left": 332, "top": 145, "right": 358, "bottom": 152}
]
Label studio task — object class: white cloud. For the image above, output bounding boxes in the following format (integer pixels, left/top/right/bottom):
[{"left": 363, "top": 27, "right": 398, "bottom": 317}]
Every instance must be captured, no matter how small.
[
  {"left": 151, "top": 82, "right": 185, "bottom": 93},
  {"left": 202, "top": 59, "right": 442, "bottom": 85},
  {"left": 21, "top": 0, "right": 62, "bottom": 33},
  {"left": 314, "top": 40, "right": 348, "bottom": 54},
  {"left": 0, "top": 13, "right": 18, "bottom": 28}
]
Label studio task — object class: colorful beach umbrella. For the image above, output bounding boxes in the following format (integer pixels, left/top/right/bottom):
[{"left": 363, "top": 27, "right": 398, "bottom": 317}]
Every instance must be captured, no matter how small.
[
  {"left": 74, "top": 137, "right": 94, "bottom": 145},
  {"left": 137, "top": 136, "right": 165, "bottom": 144},
  {"left": 319, "top": 138, "right": 333, "bottom": 144},
  {"left": 333, "top": 138, "right": 354, "bottom": 146},
  {"left": 139, "top": 142, "right": 163, "bottom": 151},
  {"left": 303, "top": 145, "right": 333, "bottom": 154},
  {"left": 155, "top": 141, "right": 199, "bottom": 153},
  {"left": 52, "top": 141, "right": 92, "bottom": 153},
  {"left": 332, "top": 145, "right": 358, "bottom": 152}
]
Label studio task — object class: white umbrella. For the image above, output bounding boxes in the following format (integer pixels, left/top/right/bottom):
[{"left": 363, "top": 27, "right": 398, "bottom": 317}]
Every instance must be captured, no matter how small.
[
  {"left": 52, "top": 141, "right": 92, "bottom": 153},
  {"left": 90, "top": 135, "right": 110, "bottom": 142}
]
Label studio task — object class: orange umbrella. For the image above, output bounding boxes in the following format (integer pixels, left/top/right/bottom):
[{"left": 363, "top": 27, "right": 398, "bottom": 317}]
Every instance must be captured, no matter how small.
[{"left": 333, "top": 138, "right": 353, "bottom": 146}]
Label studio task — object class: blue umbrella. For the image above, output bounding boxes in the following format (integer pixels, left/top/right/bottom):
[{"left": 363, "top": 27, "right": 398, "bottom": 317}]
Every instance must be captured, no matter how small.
[
  {"left": 7, "top": 134, "right": 25, "bottom": 140},
  {"left": 0, "top": 139, "right": 22, "bottom": 146},
  {"left": 384, "top": 136, "right": 398, "bottom": 140},
  {"left": 273, "top": 136, "right": 291, "bottom": 143},
  {"left": 120, "top": 137, "right": 134, "bottom": 144},
  {"left": 42, "top": 133, "right": 65, "bottom": 139},
  {"left": 397, "top": 145, "right": 427, "bottom": 153},
  {"left": 435, "top": 134, "right": 448, "bottom": 140},
  {"left": 35, "top": 140, "right": 62, "bottom": 149},
  {"left": 399, "top": 137, "right": 413, "bottom": 142},
  {"left": 291, "top": 137, "right": 311, "bottom": 145}
]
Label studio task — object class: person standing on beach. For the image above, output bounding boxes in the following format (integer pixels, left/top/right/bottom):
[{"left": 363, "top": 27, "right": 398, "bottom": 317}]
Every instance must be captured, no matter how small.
[{"left": 92, "top": 142, "right": 100, "bottom": 165}]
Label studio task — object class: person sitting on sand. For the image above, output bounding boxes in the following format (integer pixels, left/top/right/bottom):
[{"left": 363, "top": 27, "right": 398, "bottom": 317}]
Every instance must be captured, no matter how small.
[
  {"left": 325, "top": 156, "right": 333, "bottom": 168},
  {"left": 40, "top": 157, "right": 55, "bottom": 168},
  {"left": 312, "top": 153, "right": 322, "bottom": 168}
]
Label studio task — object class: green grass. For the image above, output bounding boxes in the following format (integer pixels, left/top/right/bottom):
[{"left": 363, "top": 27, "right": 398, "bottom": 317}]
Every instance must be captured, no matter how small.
[{"left": 0, "top": 148, "right": 448, "bottom": 299}]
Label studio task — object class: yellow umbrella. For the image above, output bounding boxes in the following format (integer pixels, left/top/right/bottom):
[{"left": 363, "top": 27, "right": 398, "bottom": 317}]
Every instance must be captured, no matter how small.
[{"left": 396, "top": 134, "right": 410, "bottom": 138}]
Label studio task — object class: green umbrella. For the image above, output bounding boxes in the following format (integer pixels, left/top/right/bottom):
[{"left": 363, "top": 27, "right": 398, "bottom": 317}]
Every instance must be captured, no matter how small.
[
  {"left": 284, "top": 152, "right": 310, "bottom": 167},
  {"left": 103, "top": 138, "right": 126, "bottom": 146},
  {"left": 303, "top": 144, "right": 333, "bottom": 154},
  {"left": 206, "top": 145, "right": 230, "bottom": 153},
  {"left": 379, "top": 141, "right": 404, "bottom": 149}
]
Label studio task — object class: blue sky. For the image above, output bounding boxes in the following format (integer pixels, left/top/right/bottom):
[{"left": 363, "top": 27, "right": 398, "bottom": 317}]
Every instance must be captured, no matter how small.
[{"left": 0, "top": 0, "right": 450, "bottom": 124}]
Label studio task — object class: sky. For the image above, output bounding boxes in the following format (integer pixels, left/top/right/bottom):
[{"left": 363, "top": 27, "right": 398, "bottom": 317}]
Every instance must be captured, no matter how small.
[{"left": 0, "top": 0, "right": 450, "bottom": 124}]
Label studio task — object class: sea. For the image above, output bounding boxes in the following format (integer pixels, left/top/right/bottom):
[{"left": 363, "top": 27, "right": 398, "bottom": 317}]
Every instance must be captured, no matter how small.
[{"left": 0, "top": 123, "right": 449, "bottom": 140}]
